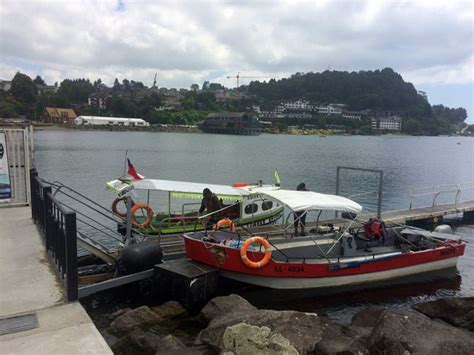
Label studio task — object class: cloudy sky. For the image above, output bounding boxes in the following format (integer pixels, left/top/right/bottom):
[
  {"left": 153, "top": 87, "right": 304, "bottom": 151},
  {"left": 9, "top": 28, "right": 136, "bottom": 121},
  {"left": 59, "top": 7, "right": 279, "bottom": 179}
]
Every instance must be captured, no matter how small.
[{"left": 1, "top": 0, "right": 473, "bottom": 120}]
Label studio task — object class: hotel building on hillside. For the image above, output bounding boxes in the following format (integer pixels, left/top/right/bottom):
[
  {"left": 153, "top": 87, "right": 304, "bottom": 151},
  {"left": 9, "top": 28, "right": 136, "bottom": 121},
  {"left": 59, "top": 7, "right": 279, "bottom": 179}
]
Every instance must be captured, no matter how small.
[{"left": 371, "top": 115, "right": 402, "bottom": 131}]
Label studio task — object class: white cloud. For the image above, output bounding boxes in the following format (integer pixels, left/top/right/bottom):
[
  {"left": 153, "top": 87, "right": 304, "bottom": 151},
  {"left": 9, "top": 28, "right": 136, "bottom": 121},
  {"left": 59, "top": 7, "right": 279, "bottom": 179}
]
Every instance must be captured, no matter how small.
[{"left": 0, "top": 0, "right": 472, "bottom": 89}]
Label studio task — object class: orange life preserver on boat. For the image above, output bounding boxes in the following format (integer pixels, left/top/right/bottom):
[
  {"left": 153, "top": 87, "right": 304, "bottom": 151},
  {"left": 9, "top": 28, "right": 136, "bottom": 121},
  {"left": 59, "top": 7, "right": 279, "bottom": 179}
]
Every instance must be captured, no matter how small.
[
  {"left": 214, "top": 218, "right": 236, "bottom": 232},
  {"left": 233, "top": 182, "right": 249, "bottom": 188},
  {"left": 111, "top": 197, "right": 127, "bottom": 217},
  {"left": 130, "top": 203, "right": 154, "bottom": 229},
  {"left": 240, "top": 236, "right": 272, "bottom": 269}
]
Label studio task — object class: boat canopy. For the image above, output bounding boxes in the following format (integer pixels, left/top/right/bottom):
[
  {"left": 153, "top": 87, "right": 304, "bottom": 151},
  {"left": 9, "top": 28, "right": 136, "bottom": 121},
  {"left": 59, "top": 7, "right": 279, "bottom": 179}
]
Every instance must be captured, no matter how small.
[
  {"left": 259, "top": 189, "right": 363, "bottom": 213},
  {"left": 132, "top": 179, "right": 252, "bottom": 201}
]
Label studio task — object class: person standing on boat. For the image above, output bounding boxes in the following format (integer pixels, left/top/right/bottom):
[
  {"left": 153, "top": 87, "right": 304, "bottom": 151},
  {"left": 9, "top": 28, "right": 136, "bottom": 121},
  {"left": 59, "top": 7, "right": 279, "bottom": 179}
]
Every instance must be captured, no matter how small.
[
  {"left": 199, "top": 188, "right": 222, "bottom": 229},
  {"left": 294, "top": 182, "right": 308, "bottom": 236}
]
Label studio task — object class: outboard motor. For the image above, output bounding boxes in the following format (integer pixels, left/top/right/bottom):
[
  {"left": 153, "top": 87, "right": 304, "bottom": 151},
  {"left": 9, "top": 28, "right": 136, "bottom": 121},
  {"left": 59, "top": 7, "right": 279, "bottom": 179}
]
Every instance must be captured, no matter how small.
[
  {"left": 341, "top": 232, "right": 357, "bottom": 256},
  {"left": 117, "top": 241, "right": 163, "bottom": 275},
  {"left": 434, "top": 224, "right": 453, "bottom": 234}
]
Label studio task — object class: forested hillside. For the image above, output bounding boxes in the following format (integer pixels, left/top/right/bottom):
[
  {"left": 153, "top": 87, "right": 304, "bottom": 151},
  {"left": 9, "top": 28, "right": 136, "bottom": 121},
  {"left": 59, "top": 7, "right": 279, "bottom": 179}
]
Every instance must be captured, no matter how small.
[{"left": 246, "top": 68, "right": 467, "bottom": 134}]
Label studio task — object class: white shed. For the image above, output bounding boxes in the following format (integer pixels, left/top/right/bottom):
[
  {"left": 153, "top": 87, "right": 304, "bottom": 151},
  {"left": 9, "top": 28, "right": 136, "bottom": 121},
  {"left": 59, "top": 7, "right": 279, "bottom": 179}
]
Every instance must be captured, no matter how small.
[{"left": 74, "top": 116, "right": 149, "bottom": 126}]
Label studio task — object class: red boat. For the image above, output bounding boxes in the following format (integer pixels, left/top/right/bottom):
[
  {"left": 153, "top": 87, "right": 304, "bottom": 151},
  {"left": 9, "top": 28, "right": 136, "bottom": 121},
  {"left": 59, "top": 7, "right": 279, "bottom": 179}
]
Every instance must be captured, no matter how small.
[{"left": 183, "top": 189, "right": 466, "bottom": 290}]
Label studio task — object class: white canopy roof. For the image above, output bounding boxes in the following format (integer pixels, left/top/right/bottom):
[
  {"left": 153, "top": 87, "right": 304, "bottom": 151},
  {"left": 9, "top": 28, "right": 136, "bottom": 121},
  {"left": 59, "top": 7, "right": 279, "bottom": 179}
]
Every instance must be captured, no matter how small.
[
  {"left": 133, "top": 179, "right": 248, "bottom": 196},
  {"left": 259, "top": 189, "right": 363, "bottom": 213}
]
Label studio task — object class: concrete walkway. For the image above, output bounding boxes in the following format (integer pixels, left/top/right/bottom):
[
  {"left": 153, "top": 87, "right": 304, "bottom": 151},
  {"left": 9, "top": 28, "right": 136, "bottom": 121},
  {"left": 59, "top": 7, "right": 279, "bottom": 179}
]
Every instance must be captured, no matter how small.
[{"left": 0, "top": 206, "right": 112, "bottom": 354}]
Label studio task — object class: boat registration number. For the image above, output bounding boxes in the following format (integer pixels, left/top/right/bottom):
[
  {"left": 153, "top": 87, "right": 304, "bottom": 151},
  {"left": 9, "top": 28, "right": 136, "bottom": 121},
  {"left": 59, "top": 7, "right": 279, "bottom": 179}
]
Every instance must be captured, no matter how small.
[{"left": 274, "top": 265, "right": 305, "bottom": 273}]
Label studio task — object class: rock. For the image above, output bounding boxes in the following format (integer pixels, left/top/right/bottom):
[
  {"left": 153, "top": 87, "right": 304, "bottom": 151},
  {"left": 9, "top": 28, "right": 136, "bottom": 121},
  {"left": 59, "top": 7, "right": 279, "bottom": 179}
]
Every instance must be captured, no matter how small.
[
  {"left": 112, "top": 329, "right": 162, "bottom": 355},
  {"left": 200, "top": 294, "right": 257, "bottom": 323},
  {"left": 162, "top": 345, "right": 217, "bottom": 355},
  {"left": 351, "top": 306, "right": 385, "bottom": 328},
  {"left": 315, "top": 321, "right": 368, "bottom": 354},
  {"left": 110, "top": 307, "right": 132, "bottom": 320},
  {"left": 198, "top": 309, "right": 322, "bottom": 354},
  {"left": 368, "top": 308, "right": 474, "bottom": 354},
  {"left": 152, "top": 301, "right": 187, "bottom": 318},
  {"left": 412, "top": 297, "right": 474, "bottom": 331},
  {"left": 155, "top": 334, "right": 186, "bottom": 354},
  {"left": 221, "top": 323, "right": 298, "bottom": 355},
  {"left": 109, "top": 306, "right": 163, "bottom": 336}
]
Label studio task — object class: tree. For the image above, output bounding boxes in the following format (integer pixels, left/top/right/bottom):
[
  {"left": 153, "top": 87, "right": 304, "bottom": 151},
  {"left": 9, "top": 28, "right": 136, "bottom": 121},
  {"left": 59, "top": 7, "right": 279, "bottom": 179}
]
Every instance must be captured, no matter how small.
[
  {"left": 402, "top": 119, "right": 421, "bottom": 134},
  {"left": 33, "top": 75, "right": 46, "bottom": 86},
  {"left": 0, "top": 94, "right": 18, "bottom": 117},
  {"left": 57, "top": 78, "right": 95, "bottom": 104},
  {"left": 190, "top": 83, "right": 199, "bottom": 91},
  {"left": 10, "top": 72, "right": 37, "bottom": 104},
  {"left": 113, "top": 78, "right": 121, "bottom": 91},
  {"left": 93, "top": 78, "right": 103, "bottom": 90}
]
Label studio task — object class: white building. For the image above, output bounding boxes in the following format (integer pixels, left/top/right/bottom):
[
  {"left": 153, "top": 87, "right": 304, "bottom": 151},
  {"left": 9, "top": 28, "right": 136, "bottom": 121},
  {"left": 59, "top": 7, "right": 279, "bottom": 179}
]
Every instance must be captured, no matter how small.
[
  {"left": 74, "top": 116, "right": 149, "bottom": 126},
  {"left": 314, "top": 103, "right": 347, "bottom": 115},
  {"left": 88, "top": 93, "right": 111, "bottom": 110},
  {"left": 371, "top": 116, "right": 402, "bottom": 131},
  {"left": 283, "top": 99, "right": 312, "bottom": 111}
]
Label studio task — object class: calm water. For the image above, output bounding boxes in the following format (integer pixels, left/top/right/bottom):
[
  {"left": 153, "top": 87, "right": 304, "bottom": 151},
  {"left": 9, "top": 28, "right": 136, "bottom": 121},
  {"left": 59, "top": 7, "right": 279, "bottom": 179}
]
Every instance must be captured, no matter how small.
[{"left": 35, "top": 130, "right": 474, "bottom": 317}]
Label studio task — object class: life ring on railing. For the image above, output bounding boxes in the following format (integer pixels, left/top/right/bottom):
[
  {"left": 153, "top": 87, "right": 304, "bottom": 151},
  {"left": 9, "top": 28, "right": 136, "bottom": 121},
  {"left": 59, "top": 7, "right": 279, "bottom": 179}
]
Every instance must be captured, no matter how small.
[
  {"left": 130, "top": 203, "right": 154, "bottom": 229},
  {"left": 240, "top": 236, "right": 272, "bottom": 269},
  {"left": 111, "top": 198, "right": 127, "bottom": 217},
  {"left": 214, "top": 218, "right": 236, "bottom": 232}
]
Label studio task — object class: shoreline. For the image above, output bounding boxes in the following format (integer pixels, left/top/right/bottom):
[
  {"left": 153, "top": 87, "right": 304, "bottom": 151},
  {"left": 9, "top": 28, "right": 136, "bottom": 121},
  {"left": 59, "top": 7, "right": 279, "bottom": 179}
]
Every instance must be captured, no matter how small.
[{"left": 1, "top": 123, "right": 470, "bottom": 137}]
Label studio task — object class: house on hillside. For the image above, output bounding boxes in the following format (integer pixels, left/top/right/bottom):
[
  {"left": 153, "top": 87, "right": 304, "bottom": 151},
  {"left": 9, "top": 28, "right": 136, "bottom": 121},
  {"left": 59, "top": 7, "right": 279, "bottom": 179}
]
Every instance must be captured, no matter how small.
[
  {"left": 88, "top": 91, "right": 112, "bottom": 110},
  {"left": 371, "top": 115, "right": 402, "bottom": 131},
  {"left": 36, "top": 84, "right": 59, "bottom": 95},
  {"left": 42, "top": 107, "right": 77, "bottom": 124}
]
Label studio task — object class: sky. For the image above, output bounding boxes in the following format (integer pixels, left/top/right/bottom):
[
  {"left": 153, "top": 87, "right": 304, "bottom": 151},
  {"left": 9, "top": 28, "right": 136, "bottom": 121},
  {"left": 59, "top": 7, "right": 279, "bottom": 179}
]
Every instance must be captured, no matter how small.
[{"left": 1, "top": 0, "right": 473, "bottom": 121}]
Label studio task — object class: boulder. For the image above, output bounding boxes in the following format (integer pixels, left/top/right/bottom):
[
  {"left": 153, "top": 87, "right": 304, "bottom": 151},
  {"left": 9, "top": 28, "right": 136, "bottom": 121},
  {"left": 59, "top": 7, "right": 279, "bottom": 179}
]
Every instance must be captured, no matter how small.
[
  {"left": 412, "top": 297, "right": 474, "bottom": 331},
  {"left": 159, "top": 345, "right": 217, "bottom": 355},
  {"left": 112, "top": 329, "right": 162, "bottom": 355},
  {"left": 152, "top": 301, "right": 187, "bottom": 318},
  {"left": 368, "top": 308, "right": 474, "bottom": 354},
  {"left": 221, "top": 323, "right": 299, "bottom": 355},
  {"left": 155, "top": 334, "right": 186, "bottom": 354},
  {"left": 198, "top": 309, "right": 322, "bottom": 354},
  {"left": 200, "top": 294, "right": 257, "bottom": 323},
  {"left": 314, "top": 321, "right": 368, "bottom": 354},
  {"left": 351, "top": 306, "right": 385, "bottom": 328},
  {"left": 109, "top": 306, "right": 163, "bottom": 336}
]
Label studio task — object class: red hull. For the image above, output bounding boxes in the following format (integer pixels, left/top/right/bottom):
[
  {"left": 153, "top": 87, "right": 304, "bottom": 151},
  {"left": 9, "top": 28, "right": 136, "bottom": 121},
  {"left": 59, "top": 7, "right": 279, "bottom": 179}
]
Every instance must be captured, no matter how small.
[{"left": 183, "top": 236, "right": 465, "bottom": 283}]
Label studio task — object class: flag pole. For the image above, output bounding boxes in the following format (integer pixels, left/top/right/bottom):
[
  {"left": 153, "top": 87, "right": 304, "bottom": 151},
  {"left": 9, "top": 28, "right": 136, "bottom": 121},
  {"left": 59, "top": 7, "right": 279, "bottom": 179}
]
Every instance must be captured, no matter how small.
[{"left": 123, "top": 150, "right": 128, "bottom": 178}]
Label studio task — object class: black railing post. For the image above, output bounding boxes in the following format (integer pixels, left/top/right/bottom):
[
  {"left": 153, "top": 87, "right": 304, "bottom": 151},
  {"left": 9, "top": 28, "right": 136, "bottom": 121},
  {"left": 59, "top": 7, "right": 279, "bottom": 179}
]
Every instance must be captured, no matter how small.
[
  {"left": 30, "top": 169, "right": 38, "bottom": 221},
  {"left": 64, "top": 212, "right": 78, "bottom": 301},
  {"left": 43, "top": 187, "right": 52, "bottom": 249}
]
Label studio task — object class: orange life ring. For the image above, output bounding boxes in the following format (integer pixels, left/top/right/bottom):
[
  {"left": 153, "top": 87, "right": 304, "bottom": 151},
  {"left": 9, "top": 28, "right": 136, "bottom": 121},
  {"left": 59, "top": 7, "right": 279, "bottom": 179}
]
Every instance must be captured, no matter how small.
[
  {"left": 240, "top": 236, "right": 272, "bottom": 268},
  {"left": 130, "top": 203, "right": 154, "bottom": 229},
  {"left": 214, "top": 218, "right": 236, "bottom": 232},
  {"left": 111, "top": 198, "right": 127, "bottom": 217},
  {"left": 233, "top": 181, "right": 249, "bottom": 187}
]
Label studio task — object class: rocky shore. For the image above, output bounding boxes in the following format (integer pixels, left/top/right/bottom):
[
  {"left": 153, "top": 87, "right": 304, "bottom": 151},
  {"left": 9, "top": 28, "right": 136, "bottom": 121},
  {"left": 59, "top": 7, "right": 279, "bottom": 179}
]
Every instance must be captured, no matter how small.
[{"left": 94, "top": 295, "right": 474, "bottom": 354}]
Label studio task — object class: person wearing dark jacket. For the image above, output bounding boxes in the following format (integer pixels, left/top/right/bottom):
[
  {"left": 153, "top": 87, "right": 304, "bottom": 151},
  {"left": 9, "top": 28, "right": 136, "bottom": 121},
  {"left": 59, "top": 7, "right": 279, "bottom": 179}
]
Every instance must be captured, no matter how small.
[
  {"left": 294, "top": 182, "right": 308, "bottom": 236},
  {"left": 199, "top": 188, "right": 222, "bottom": 229}
]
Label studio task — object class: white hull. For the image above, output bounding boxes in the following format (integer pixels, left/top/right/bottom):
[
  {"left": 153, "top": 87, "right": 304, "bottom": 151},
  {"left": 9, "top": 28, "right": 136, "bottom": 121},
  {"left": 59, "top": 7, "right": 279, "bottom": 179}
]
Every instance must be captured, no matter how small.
[{"left": 220, "top": 257, "right": 459, "bottom": 290}]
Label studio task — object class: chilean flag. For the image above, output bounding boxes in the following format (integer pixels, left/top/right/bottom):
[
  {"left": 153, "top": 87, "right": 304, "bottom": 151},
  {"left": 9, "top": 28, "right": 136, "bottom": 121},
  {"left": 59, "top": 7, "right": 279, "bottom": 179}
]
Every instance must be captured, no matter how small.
[{"left": 127, "top": 158, "right": 144, "bottom": 180}]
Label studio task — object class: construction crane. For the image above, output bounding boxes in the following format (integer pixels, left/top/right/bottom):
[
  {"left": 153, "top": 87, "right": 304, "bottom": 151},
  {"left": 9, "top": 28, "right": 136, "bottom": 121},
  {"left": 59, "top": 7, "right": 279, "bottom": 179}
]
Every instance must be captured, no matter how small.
[
  {"left": 226, "top": 72, "right": 278, "bottom": 88},
  {"left": 152, "top": 73, "right": 157, "bottom": 89}
]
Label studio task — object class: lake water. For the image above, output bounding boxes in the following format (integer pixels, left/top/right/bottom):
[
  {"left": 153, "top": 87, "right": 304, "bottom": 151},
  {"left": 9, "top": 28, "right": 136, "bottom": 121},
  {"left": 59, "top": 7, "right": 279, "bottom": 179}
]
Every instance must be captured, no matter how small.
[{"left": 35, "top": 130, "right": 473, "bottom": 318}]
